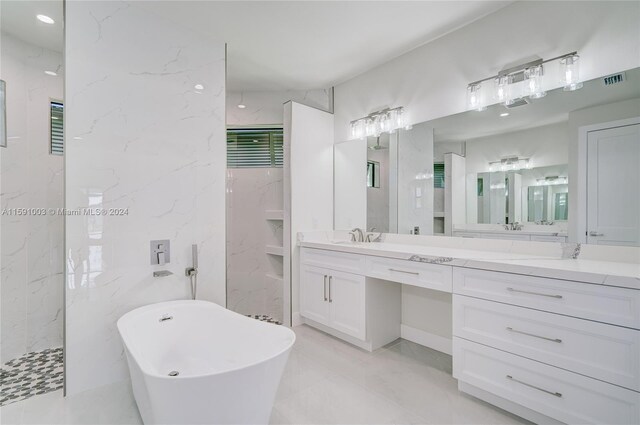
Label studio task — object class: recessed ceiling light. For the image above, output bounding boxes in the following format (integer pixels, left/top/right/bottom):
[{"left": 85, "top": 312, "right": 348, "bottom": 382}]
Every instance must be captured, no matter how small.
[
  {"left": 237, "top": 104, "right": 246, "bottom": 109},
  {"left": 37, "top": 14, "right": 55, "bottom": 24},
  {"left": 194, "top": 84, "right": 204, "bottom": 90},
  {"left": 500, "top": 112, "right": 510, "bottom": 117},
  {"left": 44, "top": 70, "right": 57, "bottom": 76}
]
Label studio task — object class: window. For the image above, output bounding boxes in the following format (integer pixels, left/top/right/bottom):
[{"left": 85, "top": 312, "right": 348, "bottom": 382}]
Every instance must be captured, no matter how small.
[
  {"left": 434, "top": 163, "right": 445, "bottom": 188},
  {"left": 367, "top": 161, "right": 380, "bottom": 188},
  {"left": 227, "top": 128, "right": 283, "bottom": 168},
  {"left": 50, "top": 101, "right": 63, "bottom": 155}
]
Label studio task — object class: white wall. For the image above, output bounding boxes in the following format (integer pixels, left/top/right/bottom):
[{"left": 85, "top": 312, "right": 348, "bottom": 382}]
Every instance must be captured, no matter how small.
[
  {"left": 334, "top": 139, "right": 367, "bottom": 230},
  {"left": 367, "top": 144, "right": 390, "bottom": 233},
  {"left": 0, "top": 34, "right": 64, "bottom": 363},
  {"left": 397, "top": 124, "right": 434, "bottom": 235},
  {"left": 285, "top": 102, "right": 334, "bottom": 321},
  {"left": 568, "top": 97, "right": 640, "bottom": 242},
  {"left": 226, "top": 168, "right": 284, "bottom": 321},
  {"left": 464, "top": 122, "right": 569, "bottom": 175},
  {"left": 334, "top": 1, "right": 640, "bottom": 143},
  {"left": 65, "top": 1, "right": 226, "bottom": 394},
  {"left": 227, "top": 90, "right": 331, "bottom": 126}
]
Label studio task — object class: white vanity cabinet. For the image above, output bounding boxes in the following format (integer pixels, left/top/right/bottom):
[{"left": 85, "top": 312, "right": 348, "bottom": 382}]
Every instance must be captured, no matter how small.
[
  {"left": 299, "top": 264, "right": 366, "bottom": 339},
  {"left": 453, "top": 268, "right": 640, "bottom": 424}
]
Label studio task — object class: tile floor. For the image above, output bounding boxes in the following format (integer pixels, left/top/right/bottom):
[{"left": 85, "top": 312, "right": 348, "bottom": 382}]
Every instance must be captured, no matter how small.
[
  {"left": 0, "top": 348, "right": 64, "bottom": 406},
  {"left": 0, "top": 325, "right": 530, "bottom": 425}
]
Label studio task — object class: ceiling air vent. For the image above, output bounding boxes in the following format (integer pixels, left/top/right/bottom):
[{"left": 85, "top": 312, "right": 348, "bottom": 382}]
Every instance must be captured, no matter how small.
[{"left": 603, "top": 72, "right": 626, "bottom": 86}]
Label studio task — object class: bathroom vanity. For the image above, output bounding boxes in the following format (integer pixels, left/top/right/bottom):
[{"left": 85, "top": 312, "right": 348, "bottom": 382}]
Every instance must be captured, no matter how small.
[{"left": 297, "top": 233, "right": 640, "bottom": 425}]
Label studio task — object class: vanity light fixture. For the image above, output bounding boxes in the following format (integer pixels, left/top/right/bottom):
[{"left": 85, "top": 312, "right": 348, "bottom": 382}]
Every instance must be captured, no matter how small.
[
  {"left": 350, "top": 106, "right": 408, "bottom": 140},
  {"left": 559, "top": 54, "right": 583, "bottom": 91},
  {"left": 467, "top": 51, "right": 582, "bottom": 111},
  {"left": 488, "top": 156, "right": 531, "bottom": 172},
  {"left": 37, "top": 14, "right": 55, "bottom": 24}
]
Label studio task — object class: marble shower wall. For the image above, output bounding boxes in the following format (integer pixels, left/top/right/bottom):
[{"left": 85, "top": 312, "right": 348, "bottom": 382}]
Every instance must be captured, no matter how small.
[
  {"left": 227, "top": 168, "right": 284, "bottom": 322},
  {"left": 0, "top": 34, "right": 64, "bottom": 364},
  {"left": 65, "top": 1, "right": 226, "bottom": 394}
]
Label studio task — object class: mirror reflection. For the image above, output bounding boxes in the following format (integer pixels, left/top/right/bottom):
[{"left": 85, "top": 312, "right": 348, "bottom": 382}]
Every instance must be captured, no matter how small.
[{"left": 336, "top": 67, "right": 640, "bottom": 246}]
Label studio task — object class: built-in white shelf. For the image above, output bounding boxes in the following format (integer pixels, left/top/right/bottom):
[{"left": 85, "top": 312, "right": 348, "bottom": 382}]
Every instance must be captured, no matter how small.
[
  {"left": 266, "top": 273, "right": 284, "bottom": 283},
  {"left": 265, "top": 245, "right": 284, "bottom": 256},
  {"left": 265, "top": 210, "right": 284, "bottom": 220}
]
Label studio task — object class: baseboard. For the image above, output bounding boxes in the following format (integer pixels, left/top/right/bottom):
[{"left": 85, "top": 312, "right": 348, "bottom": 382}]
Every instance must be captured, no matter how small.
[
  {"left": 291, "top": 312, "right": 303, "bottom": 327},
  {"left": 400, "top": 324, "right": 452, "bottom": 355}
]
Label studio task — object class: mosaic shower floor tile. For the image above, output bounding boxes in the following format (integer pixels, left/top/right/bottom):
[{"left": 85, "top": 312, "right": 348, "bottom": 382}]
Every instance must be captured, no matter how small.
[{"left": 0, "top": 347, "right": 63, "bottom": 406}]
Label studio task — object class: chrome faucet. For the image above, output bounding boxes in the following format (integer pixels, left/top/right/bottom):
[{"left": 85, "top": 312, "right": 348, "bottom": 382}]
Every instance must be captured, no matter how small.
[
  {"left": 365, "top": 227, "right": 382, "bottom": 242},
  {"left": 185, "top": 244, "right": 198, "bottom": 300},
  {"left": 503, "top": 222, "right": 523, "bottom": 231},
  {"left": 349, "top": 228, "right": 365, "bottom": 242}
]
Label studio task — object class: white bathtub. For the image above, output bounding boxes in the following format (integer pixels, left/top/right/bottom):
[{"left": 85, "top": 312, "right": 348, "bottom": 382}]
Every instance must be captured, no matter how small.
[{"left": 117, "top": 300, "right": 295, "bottom": 425}]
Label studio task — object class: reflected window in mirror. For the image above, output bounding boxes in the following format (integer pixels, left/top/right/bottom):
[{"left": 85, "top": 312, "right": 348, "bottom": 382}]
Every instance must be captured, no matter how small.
[
  {"left": 366, "top": 161, "right": 380, "bottom": 188},
  {"left": 434, "top": 163, "right": 445, "bottom": 188}
]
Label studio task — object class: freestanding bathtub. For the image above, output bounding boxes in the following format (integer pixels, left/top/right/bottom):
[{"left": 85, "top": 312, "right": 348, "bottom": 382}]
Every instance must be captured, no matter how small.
[{"left": 117, "top": 300, "right": 295, "bottom": 425}]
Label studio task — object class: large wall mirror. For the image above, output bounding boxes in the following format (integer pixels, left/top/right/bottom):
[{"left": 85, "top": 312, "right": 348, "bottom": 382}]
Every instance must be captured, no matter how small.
[{"left": 335, "top": 67, "right": 640, "bottom": 246}]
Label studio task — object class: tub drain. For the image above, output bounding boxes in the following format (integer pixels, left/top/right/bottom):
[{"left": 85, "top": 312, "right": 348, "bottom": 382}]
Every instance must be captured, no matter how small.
[{"left": 168, "top": 371, "right": 179, "bottom": 377}]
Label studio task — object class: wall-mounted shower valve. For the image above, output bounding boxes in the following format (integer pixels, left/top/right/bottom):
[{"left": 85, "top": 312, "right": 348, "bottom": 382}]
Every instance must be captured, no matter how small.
[{"left": 150, "top": 240, "right": 170, "bottom": 265}]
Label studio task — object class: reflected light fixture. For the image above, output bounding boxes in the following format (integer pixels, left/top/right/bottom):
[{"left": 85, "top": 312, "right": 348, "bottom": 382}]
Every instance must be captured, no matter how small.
[
  {"left": 559, "top": 54, "right": 583, "bottom": 91},
  {"left": 44, "top": 70, "right": 57, "bottom": 76},
  {"left": 488, "top": 156, "right": 531, "bottom": 172},
  {"left": 37, "top": 14, "right": 55, "bottom": 24},
  {"left": 350, "top": 106, "right": 408, "bottom": 140},
  {"left": 500, "top": 112, "right": 509, "bottom": 117},
  {"left": 536, "top": 176, "right": 568, "bottom": 186},
  {"left": 467, "top": 51, "right": 582, "bottom": 111}
]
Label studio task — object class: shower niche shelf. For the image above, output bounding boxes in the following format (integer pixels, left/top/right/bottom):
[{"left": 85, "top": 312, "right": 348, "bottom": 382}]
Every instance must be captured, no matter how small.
[
  {"left": 265, "top": 210, "right": 284, "bottom": 220},
  {"left": 265, "top": 245, "right": 284, "bottom": 256}
]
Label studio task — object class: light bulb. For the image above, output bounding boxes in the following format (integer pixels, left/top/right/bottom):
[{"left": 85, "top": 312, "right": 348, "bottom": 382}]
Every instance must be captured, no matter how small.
[
  {"left": 466, "top": 83, "right": 486, "bottom": 111},
  {"left": 525, "top": 65, "right": 546, "bottom": 99},
  {"left": 560, "top": 54, "right": 583, "bottom": 91}
]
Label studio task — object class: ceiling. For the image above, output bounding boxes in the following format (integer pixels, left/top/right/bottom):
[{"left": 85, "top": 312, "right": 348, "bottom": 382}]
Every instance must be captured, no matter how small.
[
  {"left": 1, "top": 0, "right": 64, "bottom": 52},
  {"left": 429, "top": 67, "right": 640, "bottom": 143},
  {"left": 1, "top": 1, "right": 512, "bottom": 91}
]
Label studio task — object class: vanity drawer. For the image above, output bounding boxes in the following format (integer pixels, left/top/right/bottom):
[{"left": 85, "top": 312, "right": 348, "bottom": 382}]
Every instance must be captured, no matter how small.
[
  {"left": 365, "top": 256, "right": 452, "bottom": 292},
  {"left": 454, "top": 338, "right": 640, "bottom": 425},
  {"left": 453, "top": 295, "right": 640, "bottom": 391},
  {"left": 453, "top": 268, "right": 640, "bottom": 329},
  {"left": 300, "top": 247, "right": 366, "bottom": 274}
]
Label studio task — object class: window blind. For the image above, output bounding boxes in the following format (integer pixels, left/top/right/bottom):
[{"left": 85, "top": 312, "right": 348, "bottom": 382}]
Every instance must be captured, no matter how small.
[
  {"left": 227, "top": 128, "right": 283, "bottom": 168},
  {"left": 434, "top": 163, "right": 445, "bottom": 189},
  {"left": 50, "top": 101, "right": 63, "bottom": 155}
]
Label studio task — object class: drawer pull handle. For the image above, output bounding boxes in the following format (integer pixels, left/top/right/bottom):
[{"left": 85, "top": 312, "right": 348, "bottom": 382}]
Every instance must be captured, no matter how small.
[
  {"left": 506, "top": 287, "right": 563, "bottom": 299},
  {"left": 506, "top": 327, "right": 562, "bottom": 343},
  {"left": 506, "top": 375, "right": 562, "bottom": 398},
  {"left": 389, "top": 268, "right": 419, "bottom": 276},
  {"left": 323, "top": 275, "right": 328, "bottom": 301}
]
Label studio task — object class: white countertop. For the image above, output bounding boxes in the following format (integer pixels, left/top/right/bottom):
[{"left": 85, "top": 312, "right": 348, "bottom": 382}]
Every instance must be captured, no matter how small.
[{"left": 298, "top": 233, "right": 640, "bottom": 290}]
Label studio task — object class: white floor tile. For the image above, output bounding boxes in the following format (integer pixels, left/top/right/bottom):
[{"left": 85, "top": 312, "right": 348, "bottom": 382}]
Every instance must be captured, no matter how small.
[{"left": 1, "top": 324, "right": 530, "bottom": 425}]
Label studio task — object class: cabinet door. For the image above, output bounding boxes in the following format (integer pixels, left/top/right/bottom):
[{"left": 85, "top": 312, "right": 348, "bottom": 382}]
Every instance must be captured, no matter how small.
[
  {"left": 300, "top": 265, "right": 330, "bottom": 325},
  {"left": 328, "top": 270, "right": 366, "bottom": 340}
]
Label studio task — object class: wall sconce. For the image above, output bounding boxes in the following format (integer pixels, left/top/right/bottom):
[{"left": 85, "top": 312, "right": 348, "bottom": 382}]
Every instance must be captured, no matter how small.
[
  {"left": 0, "top": 80, "right": 6, "bottom": 148},
  {"left": 467, "top": 51, "right": 582, "bottom": 111},
  {"left": 350, "top": 106, "right": 408, "bottom": 140},
  {"left": 488, "top": 156, "right": 531, "bottom": 172}
]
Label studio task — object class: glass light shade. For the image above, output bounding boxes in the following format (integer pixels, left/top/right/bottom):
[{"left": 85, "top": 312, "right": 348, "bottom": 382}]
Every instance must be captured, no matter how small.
[
  {"left": 493, "top": 75, "right": 510, "bottom": 103},
  {"left": 350, "top": 120, "right": 366, "bottom": 140},
  {"left": 524, "top": 65, "right": 546, "bottom": 99},
  {"left": 560, "top": 54, "right": 583, "bottom": 91},
  {"left": 466, "top": 83, "right": 486, "bottom": 111}
]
